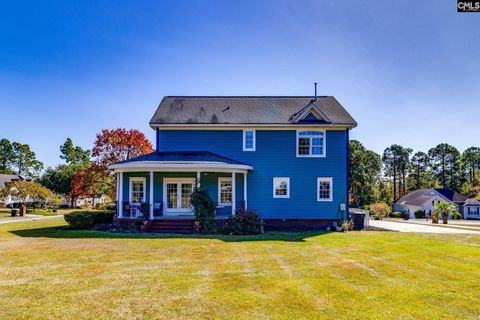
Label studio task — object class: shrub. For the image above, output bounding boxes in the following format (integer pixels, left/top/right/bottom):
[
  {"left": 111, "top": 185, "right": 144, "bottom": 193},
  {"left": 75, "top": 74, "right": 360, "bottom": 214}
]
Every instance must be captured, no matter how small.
[
  {"left": 340, "top": 219, "right": 354, "bottom": 232},
  {"left": 95, "top": 203, "right": 105, "bottom": 210},
  {"left": 389, "top": 211, "right": 403, "bottom": 218},
  {"left": 370, "top": 202, "right": 391, "bottom": 220},
  {"left": 106, "top": 203, "right": 117, "bottom": 211},
  {"left": 221, "top": 209, "right": 261, "bottom": 235},
  {"left": 414, "top": 210, "right": 425, "bottom": 219},
  {"left": 190, "top": 187, "right": 216, "bottom": 233},
  {"left": 452, "top": 211, "right": 462, "bottom": 220},
  {"left": 64, "top": 211, "right": 115, "bottom": 230}
]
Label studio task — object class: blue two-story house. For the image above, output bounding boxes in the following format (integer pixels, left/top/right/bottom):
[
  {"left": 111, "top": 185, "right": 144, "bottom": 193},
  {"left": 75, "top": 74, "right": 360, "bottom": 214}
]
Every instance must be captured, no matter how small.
[{"left": 110, "top": 96, "right": 357, "bottom": 230}]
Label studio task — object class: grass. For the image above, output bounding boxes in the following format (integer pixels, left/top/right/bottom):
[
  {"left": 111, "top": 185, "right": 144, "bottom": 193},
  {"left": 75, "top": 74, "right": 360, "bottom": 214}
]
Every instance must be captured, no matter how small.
[{"left": 1, "top": 217, "right": 480, "bottom": 319}]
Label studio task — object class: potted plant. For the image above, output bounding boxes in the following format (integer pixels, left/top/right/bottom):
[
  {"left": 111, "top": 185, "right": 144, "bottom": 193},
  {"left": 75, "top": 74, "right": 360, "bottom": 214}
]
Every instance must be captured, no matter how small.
[
  {"left": 433, "top": 202, "right": 456, "bottom": 225},
  {"left": 431, "top": 211, "right": 438, "bottom": 224}
]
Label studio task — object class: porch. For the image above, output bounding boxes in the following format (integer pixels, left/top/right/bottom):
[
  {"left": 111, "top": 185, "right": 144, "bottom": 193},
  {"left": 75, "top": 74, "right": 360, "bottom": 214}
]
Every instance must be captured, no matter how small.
[{"left": 109, "top": 151, "right": 253, "bottom": 221}]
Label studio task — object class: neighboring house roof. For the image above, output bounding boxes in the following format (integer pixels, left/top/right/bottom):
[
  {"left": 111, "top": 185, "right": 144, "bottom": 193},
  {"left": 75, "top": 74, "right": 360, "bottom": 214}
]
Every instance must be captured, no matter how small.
[
  {"left": 394, "top": 188, "right": 469, "bottom": 206},
  {"left": 464, "top": 198, "right": 480, "bottom": 206},
  {"left": 149, "top": 96, "right": 357, "bottom": 127},
  {"left": 113, "top": 151, "right": 250, "bottom": 166},
  {"left": 0, "top": 174, "right": 23, "bottom": 190},
  {"left": 435, "top": 189, "right": 468, "bottom": 204}
]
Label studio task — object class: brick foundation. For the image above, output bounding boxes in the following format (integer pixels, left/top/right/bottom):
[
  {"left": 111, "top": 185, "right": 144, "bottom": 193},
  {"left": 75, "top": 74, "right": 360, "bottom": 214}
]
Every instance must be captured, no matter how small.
[{"left": 262, "top": 219, "right": 333, "bottom": 231}]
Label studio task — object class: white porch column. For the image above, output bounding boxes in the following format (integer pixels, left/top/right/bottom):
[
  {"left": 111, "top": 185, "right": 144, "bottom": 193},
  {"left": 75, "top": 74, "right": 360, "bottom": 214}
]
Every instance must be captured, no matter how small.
[
  {"left": 118, "top": 171, "right": 124, "bottom": 217},
  {"left": 232, "top": 172, "right": 236, "bottom": 215},
  {"left": 197, "top": 171, "right": 201, "bottom": 188},
  {"left": 243, "top": 172, "right": 247, "bottom": 210},
  {"left": 149, "top": 171, "right": 154, "bottom": 220}
]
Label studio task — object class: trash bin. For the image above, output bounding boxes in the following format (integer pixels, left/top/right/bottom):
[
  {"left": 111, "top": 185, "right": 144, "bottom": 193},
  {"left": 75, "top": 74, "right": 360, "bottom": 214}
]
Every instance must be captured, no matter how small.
[
  {"left": 352, "top": 212, "right": 366, "bottom": 230},
  {"left": 11, "top": 209, "right": 18, "bottom": 217}
]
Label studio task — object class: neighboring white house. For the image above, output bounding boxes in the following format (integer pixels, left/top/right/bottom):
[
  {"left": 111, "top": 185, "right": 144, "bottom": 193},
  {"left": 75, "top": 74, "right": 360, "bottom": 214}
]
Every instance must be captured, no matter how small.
[
  {"left": 0, "top": 174, "right": 24, "bottom": 207},
  {"left": 60, "top": 194, "right": 111, "bottom": 208},
  {"left": 394, "top": 188, "right": 480, "bottom": 219}
]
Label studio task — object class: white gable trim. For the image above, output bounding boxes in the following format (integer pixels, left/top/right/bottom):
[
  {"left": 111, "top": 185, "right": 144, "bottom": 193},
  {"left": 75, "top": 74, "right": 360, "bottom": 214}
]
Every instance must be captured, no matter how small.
[{"left": 291, "top": 103, "right": 332, "bottom": 124}]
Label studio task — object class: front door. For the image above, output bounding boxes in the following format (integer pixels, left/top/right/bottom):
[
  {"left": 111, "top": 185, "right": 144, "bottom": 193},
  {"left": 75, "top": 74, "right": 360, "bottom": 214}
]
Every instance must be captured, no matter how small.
[{"left": 163, "top": 178, "right": 195, "bottom": 214}]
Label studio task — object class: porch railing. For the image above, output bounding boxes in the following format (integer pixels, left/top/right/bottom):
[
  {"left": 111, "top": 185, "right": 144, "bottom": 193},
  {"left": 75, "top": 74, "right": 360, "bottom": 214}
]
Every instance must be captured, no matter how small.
[
  {"left": 115, "top": 201, "right": 163, "bottom": 219},
  {"left": 115, "top": 200, "right": 246, "bottom": 219}
]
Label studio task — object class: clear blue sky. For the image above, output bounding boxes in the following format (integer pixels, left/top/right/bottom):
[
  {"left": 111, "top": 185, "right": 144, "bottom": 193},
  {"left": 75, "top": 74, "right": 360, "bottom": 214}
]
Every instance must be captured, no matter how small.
[{"left": 1, "top": 0, "right": 479, "bottom": 169}]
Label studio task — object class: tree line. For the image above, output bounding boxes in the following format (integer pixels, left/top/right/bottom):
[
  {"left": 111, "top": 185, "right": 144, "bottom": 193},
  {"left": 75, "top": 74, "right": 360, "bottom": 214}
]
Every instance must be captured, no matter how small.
[
  {"left": 0, "top": 139, "right": 43, "bottom": 178},
  {"left": 0, "top": 129, "right": 153, "bottom": 208},
  {"left": 349, "top": 141, "right": 480, "bottom": 208}
]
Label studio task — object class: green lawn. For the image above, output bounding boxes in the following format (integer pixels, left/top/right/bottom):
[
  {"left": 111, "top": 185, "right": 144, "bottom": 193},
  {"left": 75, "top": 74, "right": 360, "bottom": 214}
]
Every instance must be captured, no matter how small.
[{"left": 1, "top": 217, "right": 480, "bottom": 319}]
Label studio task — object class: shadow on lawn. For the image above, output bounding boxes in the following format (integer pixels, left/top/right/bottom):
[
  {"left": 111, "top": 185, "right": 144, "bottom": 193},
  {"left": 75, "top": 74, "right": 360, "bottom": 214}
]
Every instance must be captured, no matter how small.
[{"left": 9, "top": 226, "right": 330, "bottom": 242}]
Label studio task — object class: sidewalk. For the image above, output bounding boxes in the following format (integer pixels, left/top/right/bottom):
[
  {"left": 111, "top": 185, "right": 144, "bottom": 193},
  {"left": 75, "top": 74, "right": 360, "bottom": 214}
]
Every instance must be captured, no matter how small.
[{"left": 0, "top": 214, "right": 61, "bottom": 225}]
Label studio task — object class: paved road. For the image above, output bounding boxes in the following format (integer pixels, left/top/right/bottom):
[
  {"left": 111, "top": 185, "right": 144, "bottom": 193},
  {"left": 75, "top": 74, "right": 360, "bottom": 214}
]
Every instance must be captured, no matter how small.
[
  {"left": 0, "top": 214, "right": 60, "bottom": 225},
  {"left": 370, "top": 220, "right": 480, "bottom": 234}
]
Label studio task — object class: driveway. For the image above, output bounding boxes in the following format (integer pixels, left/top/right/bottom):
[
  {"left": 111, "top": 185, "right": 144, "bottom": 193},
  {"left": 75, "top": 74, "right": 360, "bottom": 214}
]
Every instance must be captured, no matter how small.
[{"left": 370, "top": 220, "right": 480, "bottom": 234}]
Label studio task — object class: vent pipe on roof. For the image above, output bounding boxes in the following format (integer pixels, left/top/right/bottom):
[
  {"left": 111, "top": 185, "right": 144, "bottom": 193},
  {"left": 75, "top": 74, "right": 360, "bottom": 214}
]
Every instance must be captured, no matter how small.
[{"left": 314, "top": 82, "right": 317, "bottom": 101}]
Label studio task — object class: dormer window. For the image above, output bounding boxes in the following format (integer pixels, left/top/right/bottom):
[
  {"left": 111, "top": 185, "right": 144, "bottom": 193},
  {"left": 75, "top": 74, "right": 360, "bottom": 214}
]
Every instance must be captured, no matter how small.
[
  {"left": 243, "top": 130, "right": 256, "bottom": 151},
  {"left": 296, "top": 130, "right": 325, "bottom": 157}
]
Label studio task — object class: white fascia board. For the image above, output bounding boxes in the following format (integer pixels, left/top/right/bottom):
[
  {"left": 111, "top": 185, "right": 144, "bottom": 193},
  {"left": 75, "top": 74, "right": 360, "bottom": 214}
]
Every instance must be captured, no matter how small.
[
  {"left": 150, "top": 124, "right": 355, "bottom": 130},
  {"left": 109, "top": 161, "right": 253, "bottom": 172}
]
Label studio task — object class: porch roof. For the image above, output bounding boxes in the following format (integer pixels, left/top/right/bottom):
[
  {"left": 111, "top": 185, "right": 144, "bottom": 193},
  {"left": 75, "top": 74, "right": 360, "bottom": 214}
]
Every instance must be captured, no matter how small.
[{"left": 109, "top": 151, "right": 253, "bottom": 172}]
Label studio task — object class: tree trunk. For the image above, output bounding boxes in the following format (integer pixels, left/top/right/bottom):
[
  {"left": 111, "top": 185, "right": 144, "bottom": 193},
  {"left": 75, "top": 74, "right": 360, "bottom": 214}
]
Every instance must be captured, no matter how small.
[
  {"left": 441, "top": 158, "right": 446, "bottom": 188},
  {"left": 416, "top": 166, "right": 420, "bottom": 189},
  {"left": 393, "top": 166, "right": 397, "bottom": 201}
]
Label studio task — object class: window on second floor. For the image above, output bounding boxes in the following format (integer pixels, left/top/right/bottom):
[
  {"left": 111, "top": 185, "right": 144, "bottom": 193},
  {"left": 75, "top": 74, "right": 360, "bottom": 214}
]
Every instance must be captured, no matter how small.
[
  {"left": 243, "top": 130, "right": 256, "bottom": 151},
  {"left": 297, "top": 131, "right": 325, "bottom": 157}
]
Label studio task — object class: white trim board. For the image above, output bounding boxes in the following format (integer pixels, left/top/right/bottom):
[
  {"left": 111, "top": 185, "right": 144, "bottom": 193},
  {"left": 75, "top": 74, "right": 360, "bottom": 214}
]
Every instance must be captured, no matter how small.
[
  {"left": 109, "top": 162, "right": 253, "bottom": 171},
  {"left": 151, "top": 124, "right": 354, "bottom": 130}
]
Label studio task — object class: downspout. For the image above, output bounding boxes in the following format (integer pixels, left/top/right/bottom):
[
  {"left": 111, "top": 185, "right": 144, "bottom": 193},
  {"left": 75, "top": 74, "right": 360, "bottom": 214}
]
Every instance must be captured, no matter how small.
[
  {"left": 155, "top": 128, "right": 159, "bottom": 152},
  {"left": 345, "top": 128, "right": 350, "bottom": 221}
]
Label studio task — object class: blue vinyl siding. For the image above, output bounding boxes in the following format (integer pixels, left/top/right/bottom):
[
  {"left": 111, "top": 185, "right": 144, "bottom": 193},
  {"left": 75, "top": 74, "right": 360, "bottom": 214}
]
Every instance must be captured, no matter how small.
[
  {"left": 156, "top": 129, "right": 348, "bottom": 219},
  {"left": 123, "top": 171, "right": 243, "bottom": 215}
]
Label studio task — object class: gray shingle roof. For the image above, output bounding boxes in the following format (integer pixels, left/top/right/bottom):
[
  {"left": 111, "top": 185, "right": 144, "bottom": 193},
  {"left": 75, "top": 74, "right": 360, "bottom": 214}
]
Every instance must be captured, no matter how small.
[
  {"left": 149, "top": 96, "right": 357, "bottom": 127},
  {"left": 114, "top": 151, "right": 249, "bottom": 166},
  {"left": 394, "top": 188, "right": 469, "bottom": 206},
  {"left": 0, "top": 174, "right": 22, "bottom": 190}
]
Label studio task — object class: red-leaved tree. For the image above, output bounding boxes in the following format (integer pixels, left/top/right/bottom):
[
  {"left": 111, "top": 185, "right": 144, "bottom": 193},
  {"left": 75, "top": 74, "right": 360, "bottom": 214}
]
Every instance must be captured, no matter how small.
[
  {"left": 90, "top": 129, "right": 153, "bottom": 203},
  {"left": 92, "top": 128, "right": 153, "bottom": 168}
]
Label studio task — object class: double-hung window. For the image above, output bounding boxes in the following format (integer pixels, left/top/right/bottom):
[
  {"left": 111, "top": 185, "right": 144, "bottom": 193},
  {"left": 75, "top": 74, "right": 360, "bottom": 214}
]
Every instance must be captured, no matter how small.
[
  {"left": 243, "top": 130, "right": 256, "bottom": 151},
  {"left": 297, "top": 131, "right": 325, "bottom": 157},
  {"left": 130, "top": 177, "right": 146, "bottom": 203},
  {"left": 273, "top": 177, "right": 290, "bottom": 198},
  {"left": 317, "top": 177, "right": 332, "bottom": 201},
  {"left": 218, "top": 177, "right": 232, "bottom": 205}
]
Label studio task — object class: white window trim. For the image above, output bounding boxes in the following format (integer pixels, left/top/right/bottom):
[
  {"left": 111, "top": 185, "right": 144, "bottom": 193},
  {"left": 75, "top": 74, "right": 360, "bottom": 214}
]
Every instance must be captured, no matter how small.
[
  {"left": 296, "top": 130, "right": 326, "bottom": 158},
  {"left": 273, "top": 177, "right": 290, "bottom": 198},
  {"left": 317, "top": 177, "right": 333, "bottom": 202},
  {"left": 129, "top": 177, "right": 146, "bottom": 203},
  {"left": 218, "top": 177, "right": 233, "bottom": 206},
  {"left": 242, "top": 129, "right": 256, "bottom": 151}
]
